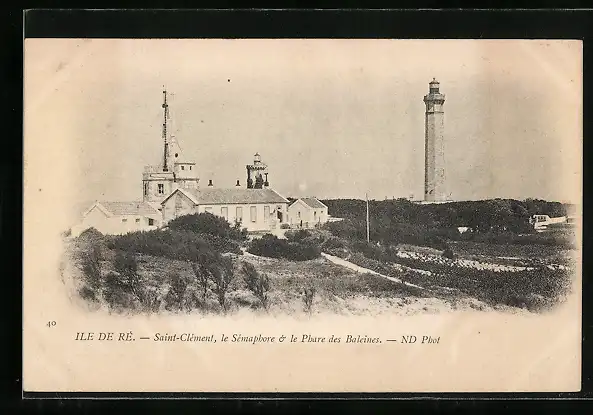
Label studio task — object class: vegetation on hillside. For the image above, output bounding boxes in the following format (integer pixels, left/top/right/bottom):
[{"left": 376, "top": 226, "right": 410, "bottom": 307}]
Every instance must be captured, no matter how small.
[
  {"left": 321, "top": 198, "right": 575, "bottom": 250},
  {"left": 322, "top": 197, "right": 567, "bottom": 230},
  {"left": 66, "top": 195, "right": 577, "bottom": 316}
]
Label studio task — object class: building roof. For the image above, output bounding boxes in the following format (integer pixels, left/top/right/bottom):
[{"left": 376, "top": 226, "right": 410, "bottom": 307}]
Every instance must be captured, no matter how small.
[
  {"left": 163, "top": 187, "right": 289, "bottom": 206},
  {"left": 298, "top": 197, "right": 327, "bottom": 209},
  {"left": 90, "top": 201, "right": 161, "bottom": 217}
]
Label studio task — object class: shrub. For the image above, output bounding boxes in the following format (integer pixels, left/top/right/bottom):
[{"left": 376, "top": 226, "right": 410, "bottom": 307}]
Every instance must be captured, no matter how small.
[
  {"left": 248, "top": 234, "right": 284, "bottom": 258},
  {"left": 79, "top": 285, "right": 98, "bottom": 302},
  {"left": 77, "top": 227, "right": 104, "bottom": 243},
  {"left": 139, "top": 288, "right": 162, "bottom": 313},
  {"left": 285, "top": 241, "right": 321, "bottom": 261},
  {"left": 208, "top": 255, "right": 235, "bottom": 313},
  {"left": 285, "top": 229, "right": 311, "bottom": 242},
  {"left": 302, "top": 284, "right": 316, "bottom": 315},
  {"left": 247, "top": 234, "right": 320, "bottom": 261},
  {"left": 241, "top": 262, "right": 271, "bottom": 310},
  {"left": 351, "top": 240, "right": 386, "bottom": 262},
  {"left": 109, "top": 229, "right": 241, "bottom": 261},
  {"left": 164, "top": 272, "right": 189, "bottom": 312},
  {"left": 102, "top": 271, "right": 137, "bottom": 312},
  {"left": 81, "top": 244, "right": 102, "bottom": 291},
  {"left": 280, "top": 223, "right": 291, "bottom": 229},
  {"left": 191, "top": 252, "right": 213, "bottom": 305},
  {"left": 324, "top": 219, "right": 366, "bottom": 241},
  {"left": 114, "top": 250, "right": 137, "bottom": 277},
  {"left": 322, "top": 236, "right": 346, "bottom": 250},
  {"left": 167, "top": 212, "right": 247, "bottom": 241}
]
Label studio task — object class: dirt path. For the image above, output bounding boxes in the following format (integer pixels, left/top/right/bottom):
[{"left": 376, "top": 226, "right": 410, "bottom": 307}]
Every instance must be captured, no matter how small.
[{"left": 320, "top": 252, "right": 425, "bottom": 290}]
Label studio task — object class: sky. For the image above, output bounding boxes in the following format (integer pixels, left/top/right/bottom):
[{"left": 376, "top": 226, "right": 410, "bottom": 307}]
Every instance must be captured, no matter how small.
[{"left": 24, "top": 39, "right": 582, "bottom": 220}]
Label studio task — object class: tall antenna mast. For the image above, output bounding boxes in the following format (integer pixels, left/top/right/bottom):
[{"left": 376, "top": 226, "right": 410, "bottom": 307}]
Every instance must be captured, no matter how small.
[{"left": 162, "top": 87, "right": 169, "bottom": 172}]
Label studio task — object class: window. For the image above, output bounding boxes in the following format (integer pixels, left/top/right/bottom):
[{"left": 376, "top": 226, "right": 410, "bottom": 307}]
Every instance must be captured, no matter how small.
[
  {"left": 122, "top": 218, "right": 127, "bottom": 223},
  {"left": 298, "top": 211, "right": 301, "bottom": 219},
  {"left": 314, "top": 211, "right": 317, "bottom": 221},
  {"left": 264, "top": 206, "right": 270, "bottom": 222},
  {"left": 190, "top": 166, "right": 192, "bottom": 170},
  {"left": 221, "top": 207, "right": 228, "bottom": 220},
  {"left": 250, "top": 206, "right": 257, "bottom": 222},
  {"left": 181, "top": 165, "right": 185, "bottom": 170},
  {"left": 148, "top": 218, "right": 155, "bottom": 226},
  {"left": 158, "top": 183, "right": 164, "bottom": 194},
  {"left": 236, "top": 207, "right": 243, "bottom": 222},
  {"left": 135, "top": 218, "right": 140, "bottom": 223},
  {"left": 205, "top": 207, "right": 213, "bottom": 214},
  {"left": 143, "top": 182, "right": 149, "bottom": 196}
]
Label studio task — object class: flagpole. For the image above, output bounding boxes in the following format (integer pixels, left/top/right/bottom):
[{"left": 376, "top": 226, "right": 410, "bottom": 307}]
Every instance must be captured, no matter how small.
[{"left": 366, "top": 193, "right": 370, "bottom": 243}]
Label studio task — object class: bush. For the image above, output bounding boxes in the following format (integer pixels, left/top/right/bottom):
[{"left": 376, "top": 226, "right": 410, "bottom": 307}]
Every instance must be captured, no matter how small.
[
  {"left": 208, "top": 255, "right": 235, "bottom": 313},
  {"left": 167, "top": 212, "right": 247, "bottom": 241},
  {"left": 351, "top": 240, "right": 386, "bottom": 262},
  {"left": 102, "top": 271, "right": 138, "bottom": 312},
  {"left": 323, "top": 219, "right": 366, "bottom": 241},
  {"left": 302, "top": 284, "right": 316, "bottom": 315},
  {"left": 164, "top": 272, "right": 189, "bottom": 312},
  {"left": 109, "top": 229, "right": 241, "bottom": 261},
  {"left": 247, "top": 234, "right": 320, "bottom": 261},
  {"left": 81, "top": 244, "right": 103, "bottom": 291},
  {"left": 280, "top": 223, "right": 291, "bottom": 229},
  {"left": 191, "top": 252, "right": 214, "bottom": 305},
  {"left": 77, "top": 227, "right": 104, "bottom": 243},
  {"left": 285, "top": 229, "right": 311, "bottom": 242},
  {"left": 322, "top": 236, "right": 346, "bottom": 250},
  {"left": 241, "top": 262, "right": 271, "bottom": 310},
  {"left": 79, "top": 285, "right": 98, "bottom": 302}
]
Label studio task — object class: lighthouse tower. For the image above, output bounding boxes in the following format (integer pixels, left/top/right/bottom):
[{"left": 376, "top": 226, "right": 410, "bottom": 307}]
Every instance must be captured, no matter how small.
[{"left": 423, "top": 78, "right": 446, "bottom": 202}]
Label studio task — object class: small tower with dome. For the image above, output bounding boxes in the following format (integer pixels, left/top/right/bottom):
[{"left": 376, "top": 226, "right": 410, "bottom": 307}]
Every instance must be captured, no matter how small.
[{"left": 246, "top": 152, "right": 269, "bottom": 189}]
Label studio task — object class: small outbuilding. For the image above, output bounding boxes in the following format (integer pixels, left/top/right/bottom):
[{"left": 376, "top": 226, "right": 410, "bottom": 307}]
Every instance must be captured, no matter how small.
[
  {"left": 287, "top": 197, "right": 329, "bottom": 229},
  {"left": 70, "top": 201, "right": 162, "bottom": 237}
]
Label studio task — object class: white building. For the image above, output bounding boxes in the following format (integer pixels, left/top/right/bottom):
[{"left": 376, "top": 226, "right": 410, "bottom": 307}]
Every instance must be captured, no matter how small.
[
  {"left": 288, "top": 197, "right": 329, "bottom": 229},
  {"left": 530, "top": 214, "right": 568, "bottom": 232},
  {"left": 161, "top": 187, "right": 290, "bottom": 232},
  {"left": 70, "top": 201, "right": 162, "bottom": 237}
]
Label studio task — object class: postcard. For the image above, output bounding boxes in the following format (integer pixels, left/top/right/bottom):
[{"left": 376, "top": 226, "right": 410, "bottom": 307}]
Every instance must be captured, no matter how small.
[{"left": 23, "top": 39, "right": 582, "bottom": 393}]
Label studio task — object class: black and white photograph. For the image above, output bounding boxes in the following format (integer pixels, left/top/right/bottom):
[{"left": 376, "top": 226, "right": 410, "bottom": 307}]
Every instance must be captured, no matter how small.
[{"left": 23, "top": 38, "right": 582, "bottom": 393}]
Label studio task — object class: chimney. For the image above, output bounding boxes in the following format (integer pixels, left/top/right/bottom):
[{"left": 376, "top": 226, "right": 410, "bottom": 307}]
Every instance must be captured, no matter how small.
[
  {"left": 236, "top": 179, "right": 241, "bottom": 187},
  {"left": 208, "top": 179, "right": 213, "bottom": 187}
]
